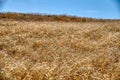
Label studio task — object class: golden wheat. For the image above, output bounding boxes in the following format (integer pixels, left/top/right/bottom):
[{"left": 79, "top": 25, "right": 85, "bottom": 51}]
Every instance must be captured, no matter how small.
[{"left": 0, "top": 19, "right": 120, "bottom": 80}]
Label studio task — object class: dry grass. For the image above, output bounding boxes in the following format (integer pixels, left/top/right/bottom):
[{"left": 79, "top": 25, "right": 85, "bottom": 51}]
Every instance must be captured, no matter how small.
[
  {"left": 0, "top": 12, "right": 118, "bottom": 22},
  {"left": 0, "top": 18, "right": 120, "bottom": 80}
]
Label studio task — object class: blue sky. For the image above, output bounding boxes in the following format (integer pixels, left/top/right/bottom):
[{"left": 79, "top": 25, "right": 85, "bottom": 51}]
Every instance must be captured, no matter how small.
[{"left": 1, "top": 0, "right": 120, "bottom": 19}]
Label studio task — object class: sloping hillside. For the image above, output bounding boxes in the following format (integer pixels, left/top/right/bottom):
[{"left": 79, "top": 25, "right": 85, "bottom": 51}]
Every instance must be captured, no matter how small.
[
  {"left": 0, "top": 12, "right": 118, "bottom": 22},
  {"left": 0, "top": 13, "right": 120, "bottom": 80}
]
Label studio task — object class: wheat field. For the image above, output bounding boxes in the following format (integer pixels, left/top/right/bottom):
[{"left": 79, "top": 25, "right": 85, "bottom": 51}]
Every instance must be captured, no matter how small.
[{"left": 0, "top": 19, "right": 120, "bottom": 80}]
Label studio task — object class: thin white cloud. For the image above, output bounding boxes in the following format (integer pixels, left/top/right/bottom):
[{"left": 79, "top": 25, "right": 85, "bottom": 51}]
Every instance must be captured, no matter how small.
[{"left": 86, "top": 10, "right": 98, "bottom": 13}]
